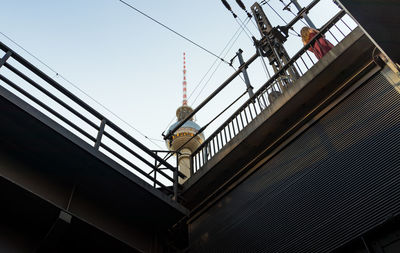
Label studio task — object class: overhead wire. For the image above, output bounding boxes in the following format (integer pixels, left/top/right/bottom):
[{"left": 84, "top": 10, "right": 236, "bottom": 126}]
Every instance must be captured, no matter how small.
[
  {"left": 158, "top": 1, "right": 254, "bottom": 137},
  {"left": 163, "top": 115, "right": 177, "bottom": 136},
  {"left": 186, "top": 0, "right": 258, "bottom": 107},
  {"left": 250, "top": 18, "right": 261, "bottom": 33},
  {"left": 188, "top": 19, "right": 245, "bottom": 101},
  {"left": 190, "top": 18, "right": 250, "bottom": 105},
  {"left": 233, "top": 18, "right": 262, "bottom": 82},
  {"left": 235, "top": 16, "right": 254, "bottom": 41},
  {"left": 290, "top": 10, "right": 310, "bottom": 28},
  {"left": 118, "top": 0, "right": 231, "bottom": 65},
  {"left": 0, "top": 31, "right": 165, "bottom": 149},
  {"left": 264, "top": 1, "right": 301, "bottom": 37},
  {"left": 120, "top": 0, "right": 255, "bottom": 133},
  {"left": 191, "top": 60, "right": 224, "bottom": 106},
  {"left": 221, "top": 17, "right": 254, "bottom": 86},
  {"left": 228, "top": 19, "right": 255, "bottom": 84},
  {"left": 240, "top": 7, "right": 273, "bottom": 80},
  {"left": 190, "top": 17, "right": 251, "bottom": 106},
  {"left": 163, "top": 17, "right": 247, "bottom": 135},
  {"left": 246, "top": 19, "right": 273, "bottom": 79},
  {"left": 280, "top": 0, "right": 310, "bottom": 28},
  {"left": 162, "top": 18, "right": 245, "bottom": 134},
  {"left": 258, "top": 48, "right": 272, "bottom": 79},
  {"left": 161, "top": 89, "right": 249, "bottom": 164}
]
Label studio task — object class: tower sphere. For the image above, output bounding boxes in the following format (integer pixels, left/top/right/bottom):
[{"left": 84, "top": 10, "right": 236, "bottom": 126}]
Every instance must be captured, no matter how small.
[{"left": 165, "top": 105, "right": 205, "bottom": 153}]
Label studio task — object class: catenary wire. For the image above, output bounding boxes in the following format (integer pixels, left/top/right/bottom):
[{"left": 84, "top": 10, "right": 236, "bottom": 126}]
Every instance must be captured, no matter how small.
[
  {"left": 265, "top": 1, "right": 301, "bottom": 37},
  {"left": 163, "top": 115, "right": 177, "bottom": 135},
  {"left": 161, "top": 89, "right": 248, "bottom": 164},
  {"left": 190, "top": 18, "right": 251, "bottom": 106},
  {"left": 190, "top": 17, "right": 250, "bottom": 105},
  {"left": 249, "top": 2, "right": 297, "bottom": 38},
  {"left": 188, "top": 18, "right": 246, "bottom": 101},
  {"left": 191, "top": 59, "right": 224, "bottom": 106},
  {"left": 280, "top": 0, "right": 310, "bottom": 28},
  {"left": 258, "top": 47, "right": 273, "bottom": 79},
  {"left": 0, "top": 31, "right": 165, "bottom": 149},
  {"left": 118, "top": 0, "right": 231, "bottom": 65},
  {"left": 163, "top": 18, "right": 246, "bottom": 135},
  {"left": 235, "top": 16, "right": 254, "bottom": 41},
  {"left": 234, "top": 13, "right": 273, "bottom": 82}
]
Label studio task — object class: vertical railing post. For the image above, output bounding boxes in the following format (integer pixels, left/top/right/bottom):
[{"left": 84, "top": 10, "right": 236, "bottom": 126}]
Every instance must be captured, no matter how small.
[
  {"left": 190, "top": 155, "right": 194, "bottom": 177},
  {"left": 290, "top": 0, "right": 317, "bottom": 29},
  {"left": 94, "top": 119, "right": 107, "bottom": 150},
  {"left": 237, "top": 49, "right": 254, "bottom": 99},
  {"left": 0, "top": 51, "right": 12, "bottom": 69},
  {"left": 173, "top": 151, "right": 179, "bottom": 201},
  {"left": 153, "top": 151, "right": 158, "bottom": 188}
]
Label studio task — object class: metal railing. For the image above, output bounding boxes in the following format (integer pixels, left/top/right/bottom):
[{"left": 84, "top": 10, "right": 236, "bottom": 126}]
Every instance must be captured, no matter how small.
[
  {"left": 190, "top": 10, "right": 356, "bottom": 172},
  {"left": 0, "top": 41, "right": 183, "bottom": 200}
]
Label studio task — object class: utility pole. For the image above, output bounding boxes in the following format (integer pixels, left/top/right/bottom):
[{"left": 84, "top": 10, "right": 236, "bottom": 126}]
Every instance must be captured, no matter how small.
[
  {"left": 237, "top": 49, "right": 254, "bottom": 98},
  {"left": 285, "top": 0, "right": 316, "bottom": 29},
  {"left": 251, "top": 2, "right": 299, "bottom": 92}
]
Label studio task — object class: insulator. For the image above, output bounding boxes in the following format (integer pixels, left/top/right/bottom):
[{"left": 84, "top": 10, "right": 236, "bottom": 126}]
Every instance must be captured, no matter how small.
[
  {"left": 221, "top": 0, "right": 233, "bottom": 11},
  {"left": 235, "top": 0, "right": 246, "bottom": 10},
  {"left": 221, "top": 0, "right": 238, "bottom": 18},
  {"left": 235, "top": 0, "right": 252, "bottom": 18}
]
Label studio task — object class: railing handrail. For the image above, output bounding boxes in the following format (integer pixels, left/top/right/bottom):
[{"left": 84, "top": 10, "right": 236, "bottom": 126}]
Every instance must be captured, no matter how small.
[
  {"left": 0, "top": 40, "right": 183, "bottom": 196},
  {"left": 164, "top": 52, "right": 259, "bottom": 140},
  {"left": 190, "top": 9, "right": 349, "bottom": 170},
  {"left": 0, "top": 40, "right": 182, "bottom": 175}
]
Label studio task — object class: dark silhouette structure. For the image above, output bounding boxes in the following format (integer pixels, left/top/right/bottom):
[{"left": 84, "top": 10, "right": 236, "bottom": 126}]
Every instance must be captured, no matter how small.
[{"left": 0, "top": 1, "right": 399, "bottom": 252}]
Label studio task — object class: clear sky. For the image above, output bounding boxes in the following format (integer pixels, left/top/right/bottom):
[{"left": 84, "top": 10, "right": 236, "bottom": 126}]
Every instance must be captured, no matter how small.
[{"left": 1, "top": 0, "right": 348, "bottom": 153}]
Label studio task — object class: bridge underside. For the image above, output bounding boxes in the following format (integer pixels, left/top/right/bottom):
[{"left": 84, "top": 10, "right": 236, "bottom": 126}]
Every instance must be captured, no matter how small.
[
  {"left": 339, "top": 0, "right": 400, "bottom": 63},
  {"left": 182, "top": 27, "right": 377, "bottom": 209},
  {"left": 184, "top": 27, "right": 400, "bottom": 252},
  {"left": 0, "top": 176, "right": 139, "bottom": 252},
  {"left": 188, "top": 67, "right": 400, "bottom": 252},
  {"left": 1, "top": 3, "right": 400, "bottom": 252},
  {"left": 0, "top": 84, "right": 188, "bottom": 252}
]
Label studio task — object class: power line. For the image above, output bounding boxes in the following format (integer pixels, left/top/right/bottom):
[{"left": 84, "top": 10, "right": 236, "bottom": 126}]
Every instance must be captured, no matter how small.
[
  {"left": 235, "top": 17, "right": 253, "bottom": 41},
  {"left": 161, "top": 14, "right": 247, "bottom": 135},
  {"left": 163, "top": 115, "right": 177, "bottom": 135},
  {"left": 188, "top": 21, "right": 244, "bottom": 101},
  {"left": 118, "top": 0, "right": 230, "bottom": 65},
  {"left": 163, "top": 22, "right": 243, "bottom": 134},
  {"left": 191, "top": 59, "right": 225, "bottom": 106},
  {"left": 127, "top": 0, "right": 249, "bottom": 133},
  {"left": 188, "top": 17, "right": 248, "bottom": 102},
  {"left": 0, "top": 32, "right": 60, "bottom": 77},
  {"left": 264, "top": 1, "right": 301, "bottom": 37},
  {"left": 0, "top": 31, "right": 164, "bottom": 149},
  {"left": 190, "top": 18, "right": 250, "bottom": 106},
  {"left": 280, "top": 0, "right": 310, "bottom": 28},
  {"left": 162, "top": 89, "right": 248, "bottom": 163}
]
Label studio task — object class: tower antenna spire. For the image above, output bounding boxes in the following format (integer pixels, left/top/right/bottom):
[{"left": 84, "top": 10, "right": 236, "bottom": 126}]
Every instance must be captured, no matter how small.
[{"left": 182, "top": 52, "right": 188, "bottom": 106}]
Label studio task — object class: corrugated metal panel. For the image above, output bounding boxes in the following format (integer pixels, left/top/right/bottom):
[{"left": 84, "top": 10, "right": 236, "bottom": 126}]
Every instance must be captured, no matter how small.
[{"left": 189, "top": 72, "right": 400, "bottom": 252}]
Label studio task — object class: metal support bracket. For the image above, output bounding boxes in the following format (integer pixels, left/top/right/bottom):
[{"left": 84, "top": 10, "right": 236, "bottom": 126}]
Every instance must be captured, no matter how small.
[
  {"left": 0, "top": 51, "right": 12, "bottom": 69},
  {"left": 94, "top": 119, "right": 107, "bottom": 150},
  {"left": 237, "top": 49, "right": 255, "bottom": 98},
  {"left": 59, "top": 210, "right": 72, "bottom": 224},
  {"left": 173, "top": 153, "right": 179, "bottom": 201}
]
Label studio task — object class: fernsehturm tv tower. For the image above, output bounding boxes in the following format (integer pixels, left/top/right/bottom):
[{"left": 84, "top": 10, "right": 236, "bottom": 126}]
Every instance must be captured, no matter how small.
[{"left": 166, "top": 53, "right": 205, "bottom": 184}]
